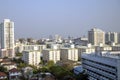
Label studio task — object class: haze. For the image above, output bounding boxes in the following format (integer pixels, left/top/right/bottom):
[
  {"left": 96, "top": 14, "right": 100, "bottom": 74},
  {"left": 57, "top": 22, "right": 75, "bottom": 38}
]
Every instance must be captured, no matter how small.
[{"left": 0, "top": 0, "right": 120, "bottom": 39}]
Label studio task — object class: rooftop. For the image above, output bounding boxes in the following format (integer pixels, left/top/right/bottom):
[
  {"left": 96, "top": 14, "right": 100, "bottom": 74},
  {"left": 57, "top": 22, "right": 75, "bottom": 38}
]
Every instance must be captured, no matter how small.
[
  {"left": 9, "top": 68, "right": 20, "bottom": 73},
  {"left": 0, "top": 72, "right": 7, "bottom": 77}
]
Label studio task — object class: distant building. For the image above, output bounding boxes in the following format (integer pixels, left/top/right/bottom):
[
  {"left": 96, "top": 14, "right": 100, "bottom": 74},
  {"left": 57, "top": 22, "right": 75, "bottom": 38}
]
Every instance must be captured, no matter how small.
[
  {"left": 42, "top": 48, "right": 60, "bottom": 63},
  {"left": 74, "top": 37, "right": 88, "bottom": 46},
  {"left": 77, "top": 44, "right": 95, "bottom": 60},
  {"left": 81, "top": 52, "right": 120, "bottom": 80},
  {"left": 22, "top": 51, "right": 41, "bottom": 66},
  {"left": 105, "top": 32, "right": 118, "bottom": 44},
  {"left": 0, "top": 19, "right": 15, "bottom": 58},
  {"left": 15, "top": 44, "right": 46, "bottom": 53},
  {"left": 60, "top": 45, "right": 78, "bottom": 61},
  {"left": 118, "top": 33, "right": 120, "bottom": 44},
  {"left": 88, "top": 28, "right": 105, "bottom": 46}
]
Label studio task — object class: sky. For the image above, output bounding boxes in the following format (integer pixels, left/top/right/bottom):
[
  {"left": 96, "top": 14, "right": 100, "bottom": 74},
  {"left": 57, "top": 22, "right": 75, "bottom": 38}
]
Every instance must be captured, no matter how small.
[{"left": 0, "top": 0, "right": 120, "bottom": 39}]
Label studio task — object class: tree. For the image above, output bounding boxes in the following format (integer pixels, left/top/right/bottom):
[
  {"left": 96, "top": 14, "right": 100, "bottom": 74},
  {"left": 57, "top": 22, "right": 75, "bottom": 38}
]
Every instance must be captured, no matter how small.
[
  {"left": 0, "top": 66, "right": 7, "bottom": 72},
  {"left": 16, "top": 53, "right": 22, "bottom": 57},
  {"left": 46, "top": 60, "right": 54, "bottom": 68},
  {"left": 19, "top": 38, "right": 26, "bottom": 43},
  {"left": 49, "top": 66, "right": 73, "bottom": 80}
]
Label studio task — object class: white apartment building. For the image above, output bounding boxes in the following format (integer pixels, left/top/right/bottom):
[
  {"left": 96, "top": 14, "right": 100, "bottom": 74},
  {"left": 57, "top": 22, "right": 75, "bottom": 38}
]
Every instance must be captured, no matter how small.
[
  {"left": 77, "top": 44, "right": 95, "bottom": 60},
  {"left": 15, "top": 44, "right": 46, "bottom": 53},
  {"left": 81, "top": 52, "right": 120, "bottom": 80},
  {"left": 0, "top": 19, "right": 15, "bottom": 58},
  {"left": 95, "top": 45, "right": 112, "bottom": 52},
  {"left": 60, "top": 46, "right": 78, "bottom": 61},
  {"left": 22, "top": 51, "right": 41, "bottom": 66},
  {"left": 88, "top": 28, "right": 105, "bottom": 46},
  {"left": 42, "top": 49, "right": 60, "bottom": 63}
]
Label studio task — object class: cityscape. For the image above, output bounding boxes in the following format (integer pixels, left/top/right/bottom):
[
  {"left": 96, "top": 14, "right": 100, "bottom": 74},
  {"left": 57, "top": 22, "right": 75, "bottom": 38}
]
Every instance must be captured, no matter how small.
[{"left": 0, "top": 0, "right": 120, "bottom": 80}]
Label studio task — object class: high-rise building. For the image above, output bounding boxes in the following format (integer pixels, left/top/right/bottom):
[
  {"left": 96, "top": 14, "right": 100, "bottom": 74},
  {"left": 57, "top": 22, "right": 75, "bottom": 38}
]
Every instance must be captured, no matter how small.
[
  {"left": 88, "top": 28, "right": 105, "bottom": 46},
  {"left": 118, "top": 33, "right": 120, "bottom": 44},
  {"left": 0, "top": 19, "right": 15, "bottom": 58},
  {"left": 105, "top": 32, "right": 118, "bottom": 44}
]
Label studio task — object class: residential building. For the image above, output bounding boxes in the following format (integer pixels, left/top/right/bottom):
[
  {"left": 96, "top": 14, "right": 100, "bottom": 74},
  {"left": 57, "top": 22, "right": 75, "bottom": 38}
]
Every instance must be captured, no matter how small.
[
  {"left": 118, "top": 33, "right": 120, "bottom": 44},
  {"left": 0, "top": 59, "right": 17, "bottom": 70},
  {"left": 42, "top": 48, "right": 60, "bottom": 63},
  {"left": 81, "top": 52, "right": 120, "bottom": 80},
  {"left": 95, "top": 45, "right": 112, "bottom": 52},
  {"left": 60, "top": 45, "right": 78, "bottom": 61},
  {"left": 15, "top": 44, "right": 46, "bottom": 53},
  {"left": 112, "top": 44, "right": 120, "bottom": 51},
  {"left": 9, "top": 68, "right": 22, "bottom": 80},
  {"left": 74, "top": 37, "right": 88, "bottom": 46},
  {"left": 0, "top": 72, "right": 7, "bottom": 80},
  {"left": 0, "top": 19, "right": 15, "bottom": 58},
  {"left": 77, "top": 44, "right": 95, "bottom": 60},
  {"left": 105, "top": 32, "right": 118, "bottom": 44},
  {"left": 88, "top": 28, "right": 105, "bottom": 46},
  {"left": 22, "top": 51, "right": 41, "bottom": 66}
]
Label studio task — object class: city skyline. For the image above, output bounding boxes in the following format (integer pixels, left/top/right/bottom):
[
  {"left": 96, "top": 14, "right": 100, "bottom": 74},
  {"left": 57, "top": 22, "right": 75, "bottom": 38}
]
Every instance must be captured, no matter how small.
[{"left": 0, "top": 0, "right": 120, "bottom": 39}]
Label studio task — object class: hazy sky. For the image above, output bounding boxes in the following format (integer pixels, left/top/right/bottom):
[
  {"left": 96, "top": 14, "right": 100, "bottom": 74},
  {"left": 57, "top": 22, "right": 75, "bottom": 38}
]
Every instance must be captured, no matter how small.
[{"left": 0, "top": 0, "right": 120, "bottom": 39}]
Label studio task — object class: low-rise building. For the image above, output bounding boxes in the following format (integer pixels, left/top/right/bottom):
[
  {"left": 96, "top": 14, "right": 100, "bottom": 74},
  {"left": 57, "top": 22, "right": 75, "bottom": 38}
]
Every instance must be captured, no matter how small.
[
  {"left": 0, "top": 72, "right": 7, "bottom": 80},
  {"left": 9, "top": 68, "right": 22, "bottom": 80},
  {"left": 0, "top": 59, "right": 17, "bottom": 70}
]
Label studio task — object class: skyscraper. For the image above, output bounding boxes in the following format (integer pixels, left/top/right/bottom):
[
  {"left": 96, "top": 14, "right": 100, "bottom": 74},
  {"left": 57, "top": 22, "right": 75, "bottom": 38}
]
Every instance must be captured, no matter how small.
[
  {"left": 88, "top": 28, "right": 105, "bottom": 46},
  {"left": 0, "top": 19, "right": 15, "bottom": 58}
]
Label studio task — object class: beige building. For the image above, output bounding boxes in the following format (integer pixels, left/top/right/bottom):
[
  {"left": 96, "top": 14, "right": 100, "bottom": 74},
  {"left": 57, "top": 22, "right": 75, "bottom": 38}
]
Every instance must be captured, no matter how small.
[
  {"left": 22, "top": 51, "right": 41, "bottom": 66},
  {"left": 88, "top": 28, "right": 105, "bottom": 46},
  {"left": 42, "top": 49, "right": 60, "bottom": 63},
  {"left": 0, "top": 19, "right": 15, "bottom": 58},
  {"left": 60, "top": 47, "right": 78, "bottom": 61}
]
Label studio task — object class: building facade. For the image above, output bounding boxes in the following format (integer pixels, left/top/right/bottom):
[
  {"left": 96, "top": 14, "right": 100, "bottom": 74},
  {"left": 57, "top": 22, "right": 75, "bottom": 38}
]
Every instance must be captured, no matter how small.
[
  {"left": 105, "top": 32, "right": 118, "bottom": 44},
  {"left": 42, "top": 49, "right": 60, "bottom": 63},
  {"left": 22, "top": 51, "right": 41, "bottom": 66},
  {"left": 88, "top": 28, "right": 105, "bottom": 46},
  {"left": 60, "top": 47, "right": 78, "bottom": 61},
  {"left": 0, "top": 19, "right": 15, "bottom": 58},
  {"left": 81, "top": 52, "right": 120, "bottom": 80}
]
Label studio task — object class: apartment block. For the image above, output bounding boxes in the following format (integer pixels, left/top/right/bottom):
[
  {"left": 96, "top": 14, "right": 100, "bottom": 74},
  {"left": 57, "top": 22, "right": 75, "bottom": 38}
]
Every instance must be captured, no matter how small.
[
  {"left": 42, "top": 49, "right": 60, "bottom": 63},
  {"left": 88, "top": 28, "right": 105, "bottom": 46},
  {"left": 22, "top": 51, "right": 41, "bottom": 66},
  {"left": 60, "top": 47, "right": 78, "bottom": 61}
]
